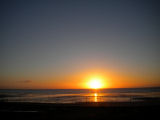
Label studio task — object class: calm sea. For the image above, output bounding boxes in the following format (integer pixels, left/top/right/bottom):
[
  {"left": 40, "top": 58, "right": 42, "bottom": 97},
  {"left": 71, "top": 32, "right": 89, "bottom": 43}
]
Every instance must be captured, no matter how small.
[{"left": 0, "top": 88, "right": 160, "bottom": 103}]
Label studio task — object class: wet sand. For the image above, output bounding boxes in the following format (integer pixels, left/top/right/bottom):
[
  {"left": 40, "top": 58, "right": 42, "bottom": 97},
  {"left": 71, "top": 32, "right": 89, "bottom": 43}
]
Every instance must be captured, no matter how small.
[{"left": 0, "top": 101, "right": 160, "bottom": 120}]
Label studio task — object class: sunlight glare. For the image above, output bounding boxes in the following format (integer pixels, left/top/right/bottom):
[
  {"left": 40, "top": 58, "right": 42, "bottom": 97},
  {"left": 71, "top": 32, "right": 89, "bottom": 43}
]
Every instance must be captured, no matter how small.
[{"left": 88, "top": 77, "right": 103, "bottom": 89}]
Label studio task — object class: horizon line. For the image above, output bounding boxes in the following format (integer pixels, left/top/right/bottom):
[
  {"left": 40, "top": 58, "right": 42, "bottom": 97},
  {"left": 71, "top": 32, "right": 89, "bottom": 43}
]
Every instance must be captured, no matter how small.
[{"left": 0, "top": 86, "right": 160, "bottom": 90}]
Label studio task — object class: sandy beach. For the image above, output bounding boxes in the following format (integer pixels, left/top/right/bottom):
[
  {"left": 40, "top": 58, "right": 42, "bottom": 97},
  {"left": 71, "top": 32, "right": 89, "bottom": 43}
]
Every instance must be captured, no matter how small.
[{"left": 1, "top": 101, "right": 160, "bottom": 120}]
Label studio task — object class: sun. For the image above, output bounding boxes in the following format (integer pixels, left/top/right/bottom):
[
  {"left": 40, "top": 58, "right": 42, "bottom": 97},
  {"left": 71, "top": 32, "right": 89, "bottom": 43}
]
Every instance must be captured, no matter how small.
[{"left": 88, "top": 77, "right": 103, "bottom": 89}]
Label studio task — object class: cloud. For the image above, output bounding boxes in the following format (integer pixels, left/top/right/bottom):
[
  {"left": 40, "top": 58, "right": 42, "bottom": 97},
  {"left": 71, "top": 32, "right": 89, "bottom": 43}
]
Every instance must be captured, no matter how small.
[{"left": 21, "top": 80, "right": 32, "bottom": 83}]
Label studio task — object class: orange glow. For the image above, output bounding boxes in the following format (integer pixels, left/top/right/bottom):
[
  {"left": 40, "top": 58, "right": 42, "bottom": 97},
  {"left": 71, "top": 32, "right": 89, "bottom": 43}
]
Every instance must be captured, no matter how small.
[
  {"left": 86, "top": 76, "right": 106, "bottom": 89},
  {"left": 94, "top": 93, "right": 98, "bottom": 102},
  {"left": 1, "top": 68, "right": 159, "bottom": 89},
  {"left": 89, "top": 79, "right": 102, "bottom": 89}
]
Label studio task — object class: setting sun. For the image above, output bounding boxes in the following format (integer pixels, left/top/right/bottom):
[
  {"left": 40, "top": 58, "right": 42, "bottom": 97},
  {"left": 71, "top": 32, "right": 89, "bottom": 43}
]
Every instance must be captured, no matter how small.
[{"left": 87, "top": 77, "right": 104, "bottom": 89}]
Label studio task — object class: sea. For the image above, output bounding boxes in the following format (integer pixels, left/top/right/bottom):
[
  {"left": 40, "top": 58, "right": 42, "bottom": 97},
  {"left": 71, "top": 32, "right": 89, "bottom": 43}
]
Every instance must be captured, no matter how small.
[{"left": 0, "top": 88, "right": 160, "bottom": 103}]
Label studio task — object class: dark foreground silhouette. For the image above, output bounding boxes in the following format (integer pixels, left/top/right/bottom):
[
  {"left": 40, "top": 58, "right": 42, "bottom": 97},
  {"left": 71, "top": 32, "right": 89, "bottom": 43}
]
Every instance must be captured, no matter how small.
[{"left": 0, "top": 101, "right": 160, "bottom": 120}]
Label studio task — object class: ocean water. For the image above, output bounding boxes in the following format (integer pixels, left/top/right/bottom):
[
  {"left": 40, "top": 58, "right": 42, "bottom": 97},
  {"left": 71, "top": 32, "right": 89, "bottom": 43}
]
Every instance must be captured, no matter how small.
[{"left": 0, "top": 88, "right": 160, "bottom": 103}]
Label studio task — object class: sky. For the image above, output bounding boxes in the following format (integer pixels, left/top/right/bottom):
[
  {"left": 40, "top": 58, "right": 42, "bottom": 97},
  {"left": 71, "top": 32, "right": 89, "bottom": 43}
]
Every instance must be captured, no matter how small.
[{"left": 0, "top": 0, "right": 160, "bottom": 89}]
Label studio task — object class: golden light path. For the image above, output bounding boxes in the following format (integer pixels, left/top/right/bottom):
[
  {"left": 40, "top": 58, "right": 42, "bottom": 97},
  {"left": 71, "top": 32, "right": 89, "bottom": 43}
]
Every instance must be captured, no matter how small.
[
  {"left": 85, "top": 76, "right": 106, "bottom": 102},
  {"left": 94, "top": 93, "right": 98, "bottom": 102}
]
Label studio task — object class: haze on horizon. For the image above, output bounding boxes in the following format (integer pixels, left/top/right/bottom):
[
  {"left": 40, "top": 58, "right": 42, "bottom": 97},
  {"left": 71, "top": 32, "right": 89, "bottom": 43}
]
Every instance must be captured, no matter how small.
[{"left": 1, "top": 0, "right": 160, "bottom": 89}]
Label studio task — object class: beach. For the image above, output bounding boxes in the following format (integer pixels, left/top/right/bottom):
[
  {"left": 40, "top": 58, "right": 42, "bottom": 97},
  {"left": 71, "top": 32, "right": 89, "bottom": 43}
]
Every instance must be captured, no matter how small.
[
  {"left": 1, "top": 88, "right": 160, "bottom": 119},
  {"left": 1, "top": 101, "right": 160, "bottom": 120}
]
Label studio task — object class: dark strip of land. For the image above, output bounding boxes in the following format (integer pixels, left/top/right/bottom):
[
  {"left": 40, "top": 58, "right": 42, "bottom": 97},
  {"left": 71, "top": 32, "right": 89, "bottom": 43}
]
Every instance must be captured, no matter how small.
[{"left": 0, "top": 101, "right": 160, "bottom": 120}]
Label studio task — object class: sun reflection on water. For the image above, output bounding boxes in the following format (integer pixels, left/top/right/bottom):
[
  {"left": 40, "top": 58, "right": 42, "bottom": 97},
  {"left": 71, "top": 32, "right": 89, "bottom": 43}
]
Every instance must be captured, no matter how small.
[{"left": 94, "top": 93, "right": 98, "bottom": 102}]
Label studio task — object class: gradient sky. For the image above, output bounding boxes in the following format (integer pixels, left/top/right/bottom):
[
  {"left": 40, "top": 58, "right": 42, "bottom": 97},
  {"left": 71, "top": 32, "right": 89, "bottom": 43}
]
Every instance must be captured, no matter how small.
[{"left": 1, "top": 0, "right": 160, "bottom": 89}]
